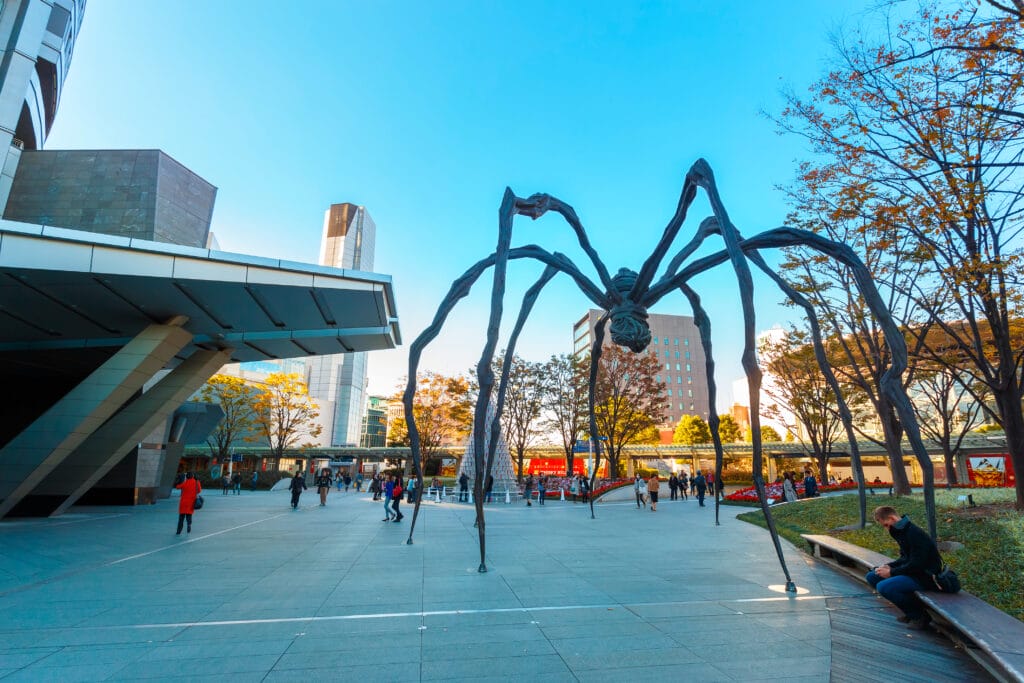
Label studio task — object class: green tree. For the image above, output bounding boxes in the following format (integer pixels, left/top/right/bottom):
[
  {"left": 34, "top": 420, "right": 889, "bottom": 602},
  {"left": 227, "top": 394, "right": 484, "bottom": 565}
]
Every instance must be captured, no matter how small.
[
  {"left": 252, "top": 373, "right": 322, "bottom": 461},
  {"left": 673, "top": 414, "right": 711, "bottom": 446},
  {"left": 716, "top": 414, "right": 742, "bottom": 443},
  {"left": 198, "top": 373, "right": 258, "bottom": 463}
]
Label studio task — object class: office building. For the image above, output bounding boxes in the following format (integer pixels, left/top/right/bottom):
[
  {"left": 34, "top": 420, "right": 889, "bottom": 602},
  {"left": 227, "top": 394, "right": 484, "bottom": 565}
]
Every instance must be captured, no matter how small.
[
  {"left": 0, "top": 4, "right": 401, "bottom": 517},
  {"left": 306, "top": 203, "right": 376, "bottom": 446},
  {"left": 573, "top": 309, "right": 710, "bottom": 429},
  {"left": 359, "top": 395, "right": 388, "bottom": 448}
]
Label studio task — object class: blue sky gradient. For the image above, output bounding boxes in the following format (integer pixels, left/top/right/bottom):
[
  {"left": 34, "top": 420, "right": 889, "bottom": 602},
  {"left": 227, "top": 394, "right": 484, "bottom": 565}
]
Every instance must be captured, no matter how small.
[{"left": 48, "top": 1, "right": 867, "bottom": 409}]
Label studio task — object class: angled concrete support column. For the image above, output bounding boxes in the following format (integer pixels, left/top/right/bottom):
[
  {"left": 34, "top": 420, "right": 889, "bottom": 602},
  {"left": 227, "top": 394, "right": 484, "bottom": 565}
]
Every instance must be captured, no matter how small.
[
  {"left": 41, "top": 347, "right": 232, "bottom": 517},
  {"left": 0, "top": 323, "right": 193, "bottom": 518}
]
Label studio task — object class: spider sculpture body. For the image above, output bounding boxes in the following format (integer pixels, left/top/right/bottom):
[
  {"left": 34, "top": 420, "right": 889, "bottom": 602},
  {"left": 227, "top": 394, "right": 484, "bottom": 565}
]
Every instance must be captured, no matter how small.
[{"left": 402, "top": 159, "right": 937, "bottom": 585}]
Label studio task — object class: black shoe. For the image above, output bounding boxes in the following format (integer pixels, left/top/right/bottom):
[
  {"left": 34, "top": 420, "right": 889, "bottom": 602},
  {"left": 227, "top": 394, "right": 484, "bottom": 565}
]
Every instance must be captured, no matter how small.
[
  {"left": 187, "top": 528, "right": 191, "bottom": 533},
  {"left": 176, "top": 531, "right": 181, "bottom": 536},
  {"left": 907, "top": 616, "right": 931, "bottom": 630},
  {"left": 392, "top": 519, "right": 401, "bottom": 523}
]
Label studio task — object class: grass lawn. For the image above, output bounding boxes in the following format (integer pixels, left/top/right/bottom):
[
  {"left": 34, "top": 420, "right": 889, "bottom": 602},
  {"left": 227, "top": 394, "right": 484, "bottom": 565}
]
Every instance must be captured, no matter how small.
[{"left": 733, "top": 488, "right": 1024, "bottom": 622}]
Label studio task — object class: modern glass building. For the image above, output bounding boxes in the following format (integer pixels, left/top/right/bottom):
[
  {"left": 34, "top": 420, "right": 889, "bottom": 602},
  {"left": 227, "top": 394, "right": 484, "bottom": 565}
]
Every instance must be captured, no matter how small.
[
  {"left": 306, "top": 203, "right": 377, "bottom": 446},
  {"left": 359, "top": 395, "right": 388, "bottom": 448}
]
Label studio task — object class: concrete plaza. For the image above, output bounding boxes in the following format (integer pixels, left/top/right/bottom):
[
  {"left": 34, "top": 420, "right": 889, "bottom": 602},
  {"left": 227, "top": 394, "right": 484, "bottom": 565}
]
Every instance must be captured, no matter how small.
[{"left": 0, "top": 487, "right": 984, "bottom": 682}]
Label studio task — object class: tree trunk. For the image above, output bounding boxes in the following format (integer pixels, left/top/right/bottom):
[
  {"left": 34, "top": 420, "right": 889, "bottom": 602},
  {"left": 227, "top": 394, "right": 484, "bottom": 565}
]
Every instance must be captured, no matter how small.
[
  {"left": 566, "top": 452, "right": 575, "bottom": 477},
  {"left": 993, "top": 389, "right": 1024, "bottom": 511},
  {"left": 941, "top": 436, "right": 959, "bottom": 488},
  {"left": 879, "top": 403, "right": 911, "bottom": 495}
]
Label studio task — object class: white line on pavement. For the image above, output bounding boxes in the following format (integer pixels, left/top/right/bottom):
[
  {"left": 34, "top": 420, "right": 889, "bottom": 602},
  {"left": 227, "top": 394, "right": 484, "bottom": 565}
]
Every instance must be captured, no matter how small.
[
  {"left": 112, "top": 594, "right": 837, "bottom": 630},
  {"left": 106, "top": 513, "right": 290, "bottom": 566}
]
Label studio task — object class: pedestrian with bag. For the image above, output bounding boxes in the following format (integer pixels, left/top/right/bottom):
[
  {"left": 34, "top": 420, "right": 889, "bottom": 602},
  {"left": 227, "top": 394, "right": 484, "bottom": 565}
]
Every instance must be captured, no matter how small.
[
  {"left": 391, "top": 475, "right": 404, "bottom": 522},
  {"left": 693, "top": 470, "right": 707, "bottom": 507},
  {"left": 524, "top": 474, "right": 534, "bottom": 506},
  {"left": 647, "top": 473, "right": 660, "bottom": 511},
  {"left": 289, "top": 470, "right": 307, "bottom": 509},
  {"left": 382, "top": 474, "right": 395, "bottom": 521},
  {"left": 315, "top": 468, "right": 333, "bottom": 506},
  {"left": 538, "top": 476, "right": 547, "bottom": 506},
  {"left": 866, "top": 506, "right": 946, "bottom": 630},
  {"left": 175, "top": 472, "right": 201, "bottom": 535}
]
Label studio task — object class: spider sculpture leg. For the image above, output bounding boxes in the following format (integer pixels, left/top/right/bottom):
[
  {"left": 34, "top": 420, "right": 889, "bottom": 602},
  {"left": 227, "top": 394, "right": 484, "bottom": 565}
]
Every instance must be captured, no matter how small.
[{"left": 586, "top": 316, "right": 609, "bottom": 521}]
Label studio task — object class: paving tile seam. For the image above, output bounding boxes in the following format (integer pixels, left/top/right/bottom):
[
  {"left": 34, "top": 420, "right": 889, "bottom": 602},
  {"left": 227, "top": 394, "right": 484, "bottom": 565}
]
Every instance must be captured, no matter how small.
[{"left": 17, "top": 594, "right": 849, "bottom": 636}]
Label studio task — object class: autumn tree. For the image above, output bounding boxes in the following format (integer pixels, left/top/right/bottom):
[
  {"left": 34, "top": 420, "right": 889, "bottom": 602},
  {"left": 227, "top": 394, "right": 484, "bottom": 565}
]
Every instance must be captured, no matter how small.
[
  {"left": 252, "top": 372, "right": 322, "bottom": 460},
  {"left": 389, "top": 372, "right": 472, "bottom": 470},
  {"left": 716, "top": 414, "right": 742, "bottom": 443},
  {"left": 673, "top": 414, "right": 711, "bottom": 446},
  {"left": 591, "top": 345, "right": 666, "bottom": 478},
  {"left": 778, "top": 1, "right": 1024, "bottom": 508},
  {"left": 540, "top": 354, "right": 590, "bottom": 476},
  {"left": 761, "top": 329, "right": 844, "bottom": 482},
  {"left": 198, "top": 374, "right": 258, "bottom": 462},
  {"left": 910, "top": 363, "right": 986, "bottom": 487},
  {"left": 493, "top": 353, "right": 545, "bottom": 482}
]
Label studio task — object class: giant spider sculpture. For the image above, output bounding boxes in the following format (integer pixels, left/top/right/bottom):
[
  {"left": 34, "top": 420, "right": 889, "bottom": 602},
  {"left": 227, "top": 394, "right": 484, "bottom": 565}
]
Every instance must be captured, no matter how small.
[{"left": 402, "top": 159, "right": 937, "bottom": 585}]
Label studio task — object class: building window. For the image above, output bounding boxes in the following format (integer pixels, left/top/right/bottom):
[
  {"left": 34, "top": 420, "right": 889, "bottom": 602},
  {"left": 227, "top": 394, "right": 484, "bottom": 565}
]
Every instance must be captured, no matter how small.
[
  {"left": 679, "top": 403, "right": 684, "bottom": 410},
  {"left": 665, "top": 363, "right": 670, "bottom": 370},
  {"left": 688, "top": 389, "right": 693, "bottom": 397},
  {"left": 667, "top": 389, "right": 673, "bottom": 397},
  {"left": 656, "top": 375, "right": 661, "bottom": 382},
  {"left": 675, "top": 363, "right": 681, "bottom": 371},
  {"left": 673, "top": 338, "right": 679, "bottom": 345},
  {"left": 684, "top": 338, "right": 690, "bottom": 346},
  {"left": 675, "top": 351, "right": 680, "bottom": 358},
  {"left": 664, "top": 337, "right": 669, "bottom": 345},
  {"left": 653, "top": 337, "right": 659, "bottom": 344},
  {"left": 677, "top": 376, "right": 682, "bottom": 383},
  {"left": 686, "top": 363, "right": 691, "bottom": 372},
  {"left": 689, "top": 403, "right": 695, "bottom": 410},
  {"left": 688, "top": 376, "right": 692, "bottom": 384},
  {"left": 685, "top": 351, "right": 691, "bottom": 359}
]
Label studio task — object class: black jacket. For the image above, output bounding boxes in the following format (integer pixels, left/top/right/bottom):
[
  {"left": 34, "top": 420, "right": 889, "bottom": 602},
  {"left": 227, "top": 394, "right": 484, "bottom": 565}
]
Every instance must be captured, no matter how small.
[{"left": 887, "top": 516, "right": 942, "bottom": 582}]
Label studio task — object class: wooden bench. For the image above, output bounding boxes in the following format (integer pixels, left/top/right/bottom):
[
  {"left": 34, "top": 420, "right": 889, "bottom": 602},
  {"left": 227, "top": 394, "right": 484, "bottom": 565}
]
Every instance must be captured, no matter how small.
[{"left": 802, "top": 534, "right": 1024, "bottom": 683}]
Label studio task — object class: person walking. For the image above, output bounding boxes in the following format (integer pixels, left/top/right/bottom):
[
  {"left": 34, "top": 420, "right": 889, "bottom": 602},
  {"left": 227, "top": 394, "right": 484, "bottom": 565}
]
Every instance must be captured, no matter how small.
[
  {"left": 580, "top": 476, "right": 590, "bottom": 503},
  {"left": 343, "top": 473, "right": 352, "bottom": 492},
  {"left": 538, "top": 476, "right": 547, "bottom": 506},
  {"left": 370, "top": 473, "right": 381, "bottom": 501},
  {"left": 693, "top": 470, "right": 707, "bottom": 507},
  {"left": 570, "top": 476, "right": 579, "bottom": 503},
  {"left": 524, "top": 474, "right": 534, "bottom": 506},
  {"left": 175, "top": 472, "right": 201, "bottom": 535},
  {"left": 315, "top": 468, "right": 333, "bottom": 506},
  {"left": 782, "top": 471, "right": 798, "bottom": 503},
  {"left": 391, "top": 475, "right": 404, "bottom": 522},
  {"left": 458, "top": 472, "right": 469, "bottom": 502},
  {"left": 231, "top": 471, "right": 242, "bottom": 495},
  {"left": 866, "top": 506, "right": 943, "bottom": 629},
  {"left": 647, "top": 473, "right": 661, "bottom": 512},
  {"left": 221, "top": 473, "right": 230, "bottom": 495},
  {"left": 669, "top": 473, "right": 679, "bottom": 501},
  {"left": 336, "top": 471, "right": 344, "bottom": 492},
  {"left": 289, "top": 470, "right": 307, "bottom": 509},
  {"left": 803, "top": 468, "right": 818, "bottom": 498},
  {"left": 382, "top": 474, "right": 395, "bottom": 521},
  {"left": 250, "top": 470, "right": 259, "bottom": 492},
  {"left": 679, "top": 472, "right": 689, "bottom": 501},
  {"left": 355, "top": 472, "right": 364, "bottom": 491},
  {"left": 634, "top": 474, "right": 645, "bottom": 508}
]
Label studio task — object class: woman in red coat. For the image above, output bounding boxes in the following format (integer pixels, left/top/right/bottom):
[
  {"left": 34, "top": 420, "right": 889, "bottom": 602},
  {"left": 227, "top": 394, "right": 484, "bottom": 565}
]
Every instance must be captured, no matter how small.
[{"left": 175, "top": 472, "right": 202, "bottom": 535}]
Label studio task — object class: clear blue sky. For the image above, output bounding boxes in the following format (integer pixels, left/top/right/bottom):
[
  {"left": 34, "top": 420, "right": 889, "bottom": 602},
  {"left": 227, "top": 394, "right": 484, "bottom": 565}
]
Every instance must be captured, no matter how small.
[{"left": 48, "top": 1, "right": 867, "bottom": 409}]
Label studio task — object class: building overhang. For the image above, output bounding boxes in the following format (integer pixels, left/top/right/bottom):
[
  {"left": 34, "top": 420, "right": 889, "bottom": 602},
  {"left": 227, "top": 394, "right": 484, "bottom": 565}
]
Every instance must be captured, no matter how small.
[{"left": 0, "top": 220, "right": 401, "bottom": 367}]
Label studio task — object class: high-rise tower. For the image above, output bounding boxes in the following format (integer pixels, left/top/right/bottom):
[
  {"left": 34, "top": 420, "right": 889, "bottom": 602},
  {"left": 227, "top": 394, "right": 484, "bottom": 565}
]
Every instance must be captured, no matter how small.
[{"left": 306, "top": 204, "right": 376, "bottom": 446}]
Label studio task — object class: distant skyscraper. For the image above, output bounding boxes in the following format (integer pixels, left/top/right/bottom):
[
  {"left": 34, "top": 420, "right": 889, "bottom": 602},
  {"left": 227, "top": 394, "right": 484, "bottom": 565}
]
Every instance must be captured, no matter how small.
[{"left": 306, "top": 204, "right": 376, "bottom": 446}]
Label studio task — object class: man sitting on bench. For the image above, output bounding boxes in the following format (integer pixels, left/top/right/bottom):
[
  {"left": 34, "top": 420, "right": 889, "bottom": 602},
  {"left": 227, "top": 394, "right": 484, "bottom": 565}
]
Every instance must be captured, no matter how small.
[{"left": 866, "top": 505, "right": 943, "bottom": 630}]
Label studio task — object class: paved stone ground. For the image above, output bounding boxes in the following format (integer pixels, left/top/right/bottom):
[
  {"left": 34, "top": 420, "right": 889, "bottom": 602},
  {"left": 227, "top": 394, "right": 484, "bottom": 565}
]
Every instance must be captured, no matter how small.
[{"left": 0, "top": 488, "right": 985, "bottom": 682}]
